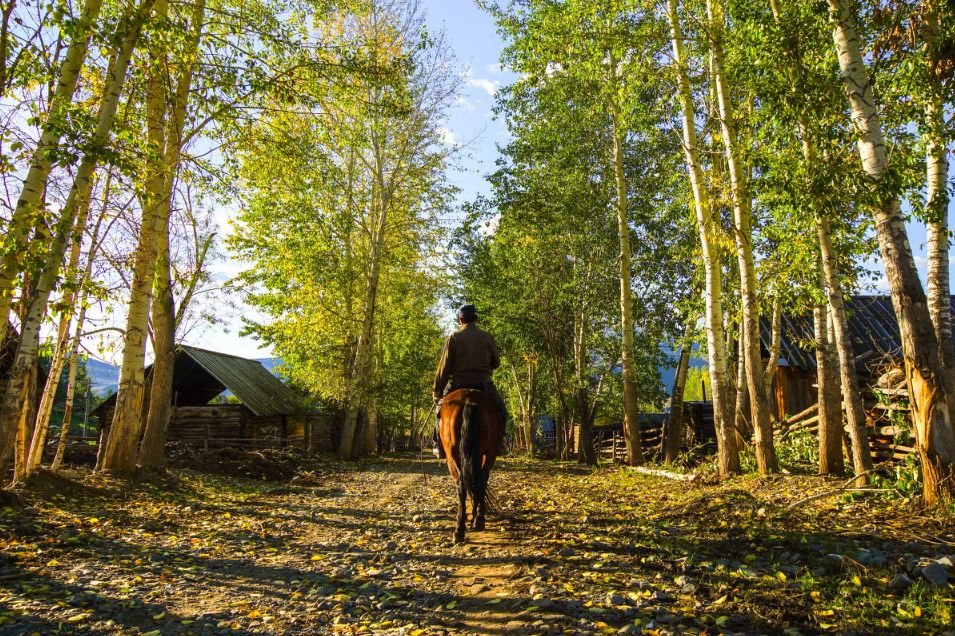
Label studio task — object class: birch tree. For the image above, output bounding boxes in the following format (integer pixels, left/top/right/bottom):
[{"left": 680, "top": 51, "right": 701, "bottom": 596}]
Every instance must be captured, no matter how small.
[
  {"left": 0, "top": 0, "right": 104, "bottom": 347},
  {"left": 665, "top": 0, "right": 740, "bottom": 476},
  {"left": 0, "top": 0, "right": 155, "bottom": 476},
  {"left": 705, "top": 0, "right": 777, "bottom": 474},
  {"left": 829, "top": 0, "right": 955, "bottom": 505},
  {"left": 137, "top": 0, "right": 207, "bottom": 469}
]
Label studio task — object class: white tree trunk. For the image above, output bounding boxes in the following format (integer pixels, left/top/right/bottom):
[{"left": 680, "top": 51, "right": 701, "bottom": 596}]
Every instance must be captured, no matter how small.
[
  {"left": 707, "top": 0, "right": 776, "bottom": 475},
  {"left": 818, "top": 216, "right": 873, "bottom": 477},
  {"left": 99, "top": 0, "right": 170, "bottom": 472},
  {"left": 610, "top": 100, "right": 643, "bottom": 466},
  {"left": 26, "top": 171, "right": 98, "bottom": 471},
  {"left": 666, "top": 0, "right": 739, "bottom": 476},
  {"left": 339, "top": 178, "right": 389, "bottom": 460},
  {"left": 138, "top": 0, "right": 205, "bottom": 468},
  {"left": 923, "top": 2, "right": 952, "bottom": 370},
  {"left": 829, "top": 0, "right": 955, "bottom": 505},
  {"left": 0, "top": 2, "right": 152, "bottom": 471},
  {"left": 0, "top": 0, "right": 104, "bottom": 346}
]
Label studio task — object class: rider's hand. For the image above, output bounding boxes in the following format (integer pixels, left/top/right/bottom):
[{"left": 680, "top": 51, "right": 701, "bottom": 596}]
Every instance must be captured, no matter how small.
[{"left": 432, "top": 393, "right": 441, "bottom": 403}]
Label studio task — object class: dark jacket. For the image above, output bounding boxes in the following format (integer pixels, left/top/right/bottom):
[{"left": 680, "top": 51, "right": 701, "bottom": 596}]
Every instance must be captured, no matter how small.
[{"left": 433, "top": 323, "right": 500, "bottom": 396}]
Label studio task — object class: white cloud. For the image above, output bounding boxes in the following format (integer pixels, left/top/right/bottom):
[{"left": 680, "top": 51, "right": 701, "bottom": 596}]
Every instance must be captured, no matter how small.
[
  {"left": 438, "top": 126, "right": 459, "bottom": 146},
  {"left": 486, "top": 62, "right": 502, "bottom": 74},
  {"left": 468, "top": 76, "right": 499, "bottom": 97},
  {"left": 870, "top": 274, "right": 891, "bottom": 293},
  {"left": 463, "top": 67, "right": 500, "bottom": 97}
]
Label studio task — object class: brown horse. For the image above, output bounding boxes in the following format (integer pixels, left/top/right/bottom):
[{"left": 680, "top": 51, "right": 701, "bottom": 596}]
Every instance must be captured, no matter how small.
[{"left": 438, "top": 388, "right": 501, "bottom": 544}]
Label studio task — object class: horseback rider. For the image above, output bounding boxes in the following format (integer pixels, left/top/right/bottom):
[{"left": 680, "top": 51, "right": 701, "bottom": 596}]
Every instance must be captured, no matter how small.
[{"left": 432, "top": 304, "right": 508, "bottom": 459}]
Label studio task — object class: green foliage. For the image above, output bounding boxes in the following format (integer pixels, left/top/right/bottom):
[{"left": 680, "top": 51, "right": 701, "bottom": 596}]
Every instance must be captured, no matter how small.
[
  {"left": 682, "top": 367, "right": 710, "bottom": 403},
  {"left": 228, "top": 0, "right": 456, "bottom": 441},
  {"left": 775, "top": 428, "right": 820, "bottom": 475}
]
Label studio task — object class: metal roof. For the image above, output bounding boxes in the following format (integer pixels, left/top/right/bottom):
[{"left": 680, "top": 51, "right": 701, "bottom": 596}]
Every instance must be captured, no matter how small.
[
  {"left": 760, "top": 295, "right": 955, "bottom": 373},
  {"left": 179, "top": 346, "right": 300, "bottom": 416},
  {"left": 93, "top": 345, "right": 301, "bottom": 417}
]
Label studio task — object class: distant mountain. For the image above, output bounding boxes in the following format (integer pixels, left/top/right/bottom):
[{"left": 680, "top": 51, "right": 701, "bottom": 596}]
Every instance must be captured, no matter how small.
[
  {"left": 85, "top": 357, "right": 119, "bottom": 397},
  {"left": 73, "top": 354, "right": 286, "bottom": 401},
  {"left": 657, "top": 343, "right": 707, "bottom": 392},
  {"left": 79, "top": 350, "right": 694, "bottom": 401}
]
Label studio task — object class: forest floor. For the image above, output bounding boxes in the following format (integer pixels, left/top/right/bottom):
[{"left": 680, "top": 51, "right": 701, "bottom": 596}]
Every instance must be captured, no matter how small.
[{"left": 0, "top": 453, "right": 953, "bottom": 635}]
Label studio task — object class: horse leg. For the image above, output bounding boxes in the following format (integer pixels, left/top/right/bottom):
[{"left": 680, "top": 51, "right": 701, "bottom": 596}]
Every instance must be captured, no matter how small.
[
  {"left": 470, "top": 491, "right": 479, "bottom": 530},
  {"left": 453, "top": 478, "right": 467, "bottom": 544},
  {"left": 474, "top": 469, "right": 487, "bottom": 531}
]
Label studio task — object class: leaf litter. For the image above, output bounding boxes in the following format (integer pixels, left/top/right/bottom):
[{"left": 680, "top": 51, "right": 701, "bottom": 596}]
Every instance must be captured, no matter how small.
[{"left": 0, "top": 454, "right": 951, "bottom": 635}]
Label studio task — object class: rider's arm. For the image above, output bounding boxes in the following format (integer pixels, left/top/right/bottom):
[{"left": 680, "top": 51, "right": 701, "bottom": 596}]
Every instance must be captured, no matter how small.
[{"left": 433, "top": 335, "right": 454, "bottom": 399}]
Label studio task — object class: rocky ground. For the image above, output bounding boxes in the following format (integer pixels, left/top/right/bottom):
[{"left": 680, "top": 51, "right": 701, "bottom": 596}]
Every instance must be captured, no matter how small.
[{"left": 0, "top": 453, "right": 952, "bottom": 635}]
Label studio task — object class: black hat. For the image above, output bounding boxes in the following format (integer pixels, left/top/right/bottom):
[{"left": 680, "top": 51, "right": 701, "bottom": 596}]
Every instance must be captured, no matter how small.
[{"left": 458, "top": 304, "right": 478, "bottom": 322}]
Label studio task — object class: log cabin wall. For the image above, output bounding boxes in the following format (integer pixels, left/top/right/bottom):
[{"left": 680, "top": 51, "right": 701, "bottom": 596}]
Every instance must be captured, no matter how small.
[
  {"left": 167, "top": 407, "right": 339, "bottom": 452},
  {"left": 168, "top": 405, "right": 244, "bottom": 448},
  {"left": 772, "top": 367, "right": 817, "bottom": 421}
]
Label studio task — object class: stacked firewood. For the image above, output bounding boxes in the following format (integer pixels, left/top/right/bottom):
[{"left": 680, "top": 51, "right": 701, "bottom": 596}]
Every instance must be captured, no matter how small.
[{"left": 773, "top": 365, "right": 916, "bottom": 466}]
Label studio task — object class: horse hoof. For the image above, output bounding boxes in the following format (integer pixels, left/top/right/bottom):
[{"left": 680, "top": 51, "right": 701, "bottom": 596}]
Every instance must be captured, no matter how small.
[
  {"left": 453, "top": 534, "right": 465, "bottom": 544},
  {"left": 475, "top": 520, "right": 485, "bottom": 531}
]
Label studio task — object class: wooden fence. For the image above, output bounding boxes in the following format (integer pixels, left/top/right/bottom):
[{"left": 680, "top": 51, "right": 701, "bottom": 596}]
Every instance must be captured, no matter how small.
[{"left": 166, "top": 406, "right": 339, "bottom": 452}]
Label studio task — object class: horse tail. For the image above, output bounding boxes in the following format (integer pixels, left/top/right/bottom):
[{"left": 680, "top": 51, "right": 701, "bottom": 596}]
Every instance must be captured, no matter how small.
[{"left": 459, "top": 399, "right": 487, "bottom": 515}]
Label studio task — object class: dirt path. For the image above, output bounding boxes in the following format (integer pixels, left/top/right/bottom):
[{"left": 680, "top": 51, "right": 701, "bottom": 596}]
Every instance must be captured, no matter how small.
[{"left": 0, "top": 454, "right": 953, "bottom": 635}]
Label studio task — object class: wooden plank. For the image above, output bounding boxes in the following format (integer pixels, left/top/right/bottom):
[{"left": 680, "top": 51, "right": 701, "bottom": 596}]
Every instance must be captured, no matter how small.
[
  {"left": 780, "top": 403, "right": 818, "bottom": 427},
  {"left": 869, "top": 402, "right": 910, "bottom": 412},
  {"left": 873, "top": 387, "right": 909, "bottom": 397}
]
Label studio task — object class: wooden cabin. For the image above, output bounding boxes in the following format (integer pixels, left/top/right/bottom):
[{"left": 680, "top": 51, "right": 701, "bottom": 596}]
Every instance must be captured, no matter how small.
[
  {"left": 759, "top": 295, "right": 955, "bottom": 420},
  {"left": 92, "top": 345, "right": 338, "bottom": 452}
]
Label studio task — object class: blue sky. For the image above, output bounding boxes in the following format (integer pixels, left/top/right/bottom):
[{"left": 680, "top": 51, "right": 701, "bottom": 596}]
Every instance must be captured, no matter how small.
[
  {"left": 422, "top": 0, "right": 516, "bottom": 205},
  {"left": 184, "top": 0, "right": 953, "bottom": 362}
]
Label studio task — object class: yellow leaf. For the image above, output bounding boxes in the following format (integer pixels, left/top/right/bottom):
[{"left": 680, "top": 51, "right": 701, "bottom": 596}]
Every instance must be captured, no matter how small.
[
  {"left": 45, "top": 559, "right": 61, "bottom": 567},
  {"left": 810, "top": 591, "right": 821, "bottom": 602},
  {"left": 851, "top": 575, "right": 862, "bottom": 587},
  {"left": 310, "top": 555, "right": 324, "bottom": 561},
  {"left": 914, "top": 606, "right": 922, "bottom": 618},
  {"left": 775, "top": 571, "right": 787, "bottom": 582},
  {"left": 713, "top": 595, "right": 728, "bottom": 605},
  {"left": 247, "top": 610, "right": 262, "bottom": 619},
  {"left": 489, "top": 598, "right": 502, "bottom": 604}
]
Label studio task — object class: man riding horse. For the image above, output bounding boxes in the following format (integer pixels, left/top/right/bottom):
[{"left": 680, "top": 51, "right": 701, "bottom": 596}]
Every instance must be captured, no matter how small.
[{"left": 432, "top": 304, "right": 507, "bottom": 459}]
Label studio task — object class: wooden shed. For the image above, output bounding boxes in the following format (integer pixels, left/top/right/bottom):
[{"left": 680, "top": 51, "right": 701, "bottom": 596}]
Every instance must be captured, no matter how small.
[
  {"left": 759, "top": 295, "right": 955, "bottom": 420},
  {"left": 92, "top": 345, "right": 337, "bottom": 452}
]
